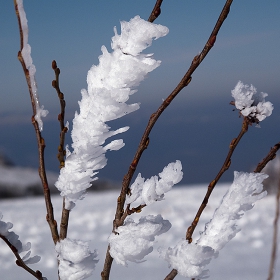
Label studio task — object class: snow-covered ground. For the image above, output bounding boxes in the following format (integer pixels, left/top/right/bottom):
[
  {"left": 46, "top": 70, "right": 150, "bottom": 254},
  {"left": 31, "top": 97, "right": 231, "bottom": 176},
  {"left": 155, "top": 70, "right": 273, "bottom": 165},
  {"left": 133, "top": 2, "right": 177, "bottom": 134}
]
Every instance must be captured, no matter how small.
[{"left": 0, "top": 183, "right": 279, "bottom": 280}]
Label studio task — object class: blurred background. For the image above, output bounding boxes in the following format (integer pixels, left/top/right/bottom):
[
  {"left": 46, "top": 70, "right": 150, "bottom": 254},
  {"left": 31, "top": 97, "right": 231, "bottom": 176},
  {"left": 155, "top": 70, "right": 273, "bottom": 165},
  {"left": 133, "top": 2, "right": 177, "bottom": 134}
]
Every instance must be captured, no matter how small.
[{"left": 0, "top": 1, "right": 279, "bottom": 193}]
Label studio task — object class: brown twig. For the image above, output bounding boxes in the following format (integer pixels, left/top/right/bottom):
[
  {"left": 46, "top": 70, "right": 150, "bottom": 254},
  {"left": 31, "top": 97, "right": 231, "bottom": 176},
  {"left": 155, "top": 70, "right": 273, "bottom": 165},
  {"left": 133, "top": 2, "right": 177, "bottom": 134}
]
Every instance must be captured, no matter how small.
[
  {"left": 51, "top": 60, "right": 70, "bottom": 240},
  {"left": 101, "top": 0, "right": 233, "bottom": 279},
  {"left": 0, "top": 234, "right": 45, "bottom": 280},
  {"left": 148, "top": 0, "right": 164, "bottom": 23},
  {"left": 14, "top": 0, "right": 59, "bottom": 244},
  {"left": 267, "top": 177, "right": 280, "bottom": 280},
  {"left": 185, "top": 117, "right": 249, "bottom": 243},
  {"left": 254, "top": 142, "right": 280, "bottom": 173}
]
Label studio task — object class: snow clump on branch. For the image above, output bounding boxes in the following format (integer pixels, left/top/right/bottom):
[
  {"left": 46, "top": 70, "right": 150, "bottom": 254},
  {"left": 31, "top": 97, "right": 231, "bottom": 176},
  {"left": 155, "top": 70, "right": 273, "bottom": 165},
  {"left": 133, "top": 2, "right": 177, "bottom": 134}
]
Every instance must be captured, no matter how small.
[
  {"left": 109, "top": 215, "right": 171, "bottom": 266},
  {"left": 55, "top": 16, "right": 169, "bottom": 210},
  {"left": 55, "top": 238, "right": 98, "bottom": 280},
  {"left": 231, "top": 81, "right": 273, "bottom": 122},
  {"left": 0, "top": 212, "right": 41, "bottom": 265},
  {"left": 126, "top": 160, "right": 183, "bottom": 205},
  {"left": 160, "top": 171, "right": 268, "bottom": 278},
  {"left": 109, "top": 161, "right": 182, "bottom": 266}
]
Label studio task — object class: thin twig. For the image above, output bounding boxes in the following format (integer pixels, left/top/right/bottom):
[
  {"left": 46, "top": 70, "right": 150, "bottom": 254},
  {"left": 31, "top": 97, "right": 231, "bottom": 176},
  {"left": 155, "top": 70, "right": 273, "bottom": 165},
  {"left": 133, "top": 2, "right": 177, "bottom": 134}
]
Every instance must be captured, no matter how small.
[
  {"left": 51, "top": 60, "right": 70, "bottom": 240},
  {"left": 0, "top": 234, "right": 45, "bottom": 280},
  {"left": 254, "top": 142, "right": 280, "bottom": 173},
  {"left": 101, "top": 0, "right": 233, "bottom": 279},
  {"left": 148, "top": 0, "right": 164, "bottom": 23},
  {"left": 185, "top": 117, "right": 249, "bottom": 242},
  {"left": 267, "top": 161, "right": 280, "bottom": 280},
  {"left": 14, "top": 0, "right": 59, "bottom": 244}
]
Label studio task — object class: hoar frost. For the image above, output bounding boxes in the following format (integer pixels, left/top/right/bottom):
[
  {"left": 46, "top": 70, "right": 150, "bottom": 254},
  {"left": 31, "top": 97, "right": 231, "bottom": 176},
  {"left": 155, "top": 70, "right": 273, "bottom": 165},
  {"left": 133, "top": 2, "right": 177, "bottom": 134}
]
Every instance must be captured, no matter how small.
[
  {"left": 0, "top": 212, "right": 41, "bottom": 265},
  {"left": 55, "top": 16, "right": 169, "bottom": 210},
  {"left": 55, "top": 238, "right": 98, "bottom": 280},
  {"left": 109, "top": 215, "right": 171, "bottom": 266},
  {"left": 160, "top": 171, "right": 268, "bottom": 278},
  {"left": 16, "top": 0, "right": 48, "bottom": 131},
  {"left": 231, "top": 81, "right": 273, "bottom": 122},
  {"left": 127, "top": 160, "right": 183, "bottom": 205},
  {"left": 109, "top": 161, "right": 182, "bottom": 266}
]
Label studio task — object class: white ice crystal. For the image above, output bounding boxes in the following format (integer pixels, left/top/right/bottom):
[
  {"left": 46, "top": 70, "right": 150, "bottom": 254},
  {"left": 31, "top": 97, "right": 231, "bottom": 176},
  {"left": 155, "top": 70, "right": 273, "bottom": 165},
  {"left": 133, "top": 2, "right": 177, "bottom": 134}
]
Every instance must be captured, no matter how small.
[
  {"left": 55, "top": 238, "right": 98, "bottom": 280},
  {"left": 109, "top": 214, "right": 171, "bottom": 266},
  {"left": 160, "top": 171, "right": 268, "bottom": 278},
  {"left": 55, "top": 16, "right": 169, "bottom": 209},
  {"left": 231, "top": 81, "right": 273, "bottom": 122},
  {"left": 16, "top": 0, "right": 48, "bottom": 131},
  {"left": 0, "top": 212, "right": 41, "bottom": 265},
  {"left": 126, "top": 160, "right": 183, "bottom": 205}
]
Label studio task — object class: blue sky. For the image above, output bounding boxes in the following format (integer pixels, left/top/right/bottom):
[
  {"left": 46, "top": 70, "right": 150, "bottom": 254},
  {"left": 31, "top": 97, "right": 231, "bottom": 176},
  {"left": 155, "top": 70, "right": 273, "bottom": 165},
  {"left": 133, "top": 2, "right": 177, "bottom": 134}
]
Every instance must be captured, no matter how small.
[{"left": 0, "top": 1, "right": 279, "bottom": 184}]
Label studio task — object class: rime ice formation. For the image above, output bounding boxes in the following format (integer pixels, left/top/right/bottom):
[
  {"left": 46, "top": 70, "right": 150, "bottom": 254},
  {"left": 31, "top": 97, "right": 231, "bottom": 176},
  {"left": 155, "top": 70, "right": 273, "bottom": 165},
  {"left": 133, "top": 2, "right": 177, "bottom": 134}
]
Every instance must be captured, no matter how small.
[
  {"left": 160, "top": 172, "right": 268, "bottom": 278},
  {"left": 109, "top": 215, "right": 171, "bottom": 266},
  {"left": 126, "top": 160, "right": 183, "bottom": 205},
  {"left": 231, "top": 81, "right": 273, "bottom": 122},
  {"left": 55, "top": 238, "right": 98, "bottom": 280},
  {"left": 55, "top": 16, "right": 169, "bottom": 209}
]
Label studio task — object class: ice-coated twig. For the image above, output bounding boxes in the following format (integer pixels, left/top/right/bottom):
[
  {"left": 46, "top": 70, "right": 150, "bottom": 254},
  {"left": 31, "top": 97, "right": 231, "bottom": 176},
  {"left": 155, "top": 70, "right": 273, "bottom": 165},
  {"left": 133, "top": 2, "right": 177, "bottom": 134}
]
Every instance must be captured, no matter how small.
[
  {"left": 116, "top": 0, "right": 233, "bottom": 248},
  {"left": 103, "top": 1, "right": 234, "bottom": 280},
  {"left": 55, "top": 15, "right": 169, "bottom": 210},
  {"left": 160, "top": 172, "right": 268, "bottom": 278},
  {"left": 186, "top": 81, "right": 273, "bottom": 244},
  {"left": 14, "top": 0, "right": 59, "bottom": 244},
  {"left": 0, "top": 213, "right": 45, "bottom": 280},
  {"left": 14, "top": 0, "right": 48, "bottom": 131}
]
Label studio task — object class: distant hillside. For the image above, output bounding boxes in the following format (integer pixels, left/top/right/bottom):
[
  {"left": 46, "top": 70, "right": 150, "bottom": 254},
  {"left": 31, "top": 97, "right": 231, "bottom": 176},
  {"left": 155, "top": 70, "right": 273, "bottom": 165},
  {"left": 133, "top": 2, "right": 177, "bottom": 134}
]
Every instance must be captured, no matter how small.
[{"left": 0, "top": 153, "right": 120, "bottom": 198}]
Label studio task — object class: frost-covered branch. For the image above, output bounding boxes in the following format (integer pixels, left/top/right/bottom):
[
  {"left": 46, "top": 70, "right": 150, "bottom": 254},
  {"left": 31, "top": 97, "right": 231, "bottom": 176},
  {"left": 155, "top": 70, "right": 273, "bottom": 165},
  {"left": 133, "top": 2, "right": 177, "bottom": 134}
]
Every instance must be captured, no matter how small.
[
  {"left": 0, "top": 213, "right": 45, "bottom": 280},
  {"left": 185, "top": 81, "right": 273, "bottom": 245},
  {"left": 116, "top": 0, "right": 234, "bottom": 244},
  {"left": 14, "top": 0, "right": 48, "bottom": 131},
  {"left": 109, "top": 161, "right": 182, "bottom": 266},
  {"left": 14, "top": 0, "right": 59, "bottom": 244},
  {"left": 55, "top": 16, "right": 169, "bottom": 210},
  {"left": 161, "top": 172, "right": 268, "bottom": 278}
]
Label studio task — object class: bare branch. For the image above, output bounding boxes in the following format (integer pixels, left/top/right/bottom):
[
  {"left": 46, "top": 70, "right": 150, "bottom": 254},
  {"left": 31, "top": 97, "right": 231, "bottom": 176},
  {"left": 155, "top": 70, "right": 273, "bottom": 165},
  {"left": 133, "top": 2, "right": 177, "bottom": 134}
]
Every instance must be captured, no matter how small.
[
  {"left": 254, "top": 142, "right": 280, "bottom": 173},
  {"left": 51, "top": 60, "right": 70, "bottom": 240},
  {"left": 14, "top": 0, "right": 59, "bottom": 244},
  {"left": 148, "top": 0, "right": 164, "bottom": 23},
  {"left": 186, "top": 117, "right": 249, "bottom": 242}
]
